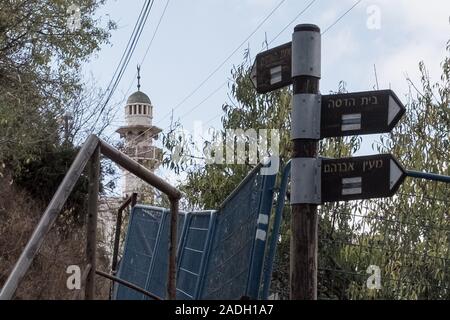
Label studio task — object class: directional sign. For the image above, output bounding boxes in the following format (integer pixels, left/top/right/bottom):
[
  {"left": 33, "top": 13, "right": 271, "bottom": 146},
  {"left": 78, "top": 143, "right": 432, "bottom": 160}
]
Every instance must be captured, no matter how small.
[
  {"left": 320, "top": 89, "right": 405, "bottom": 138},
  {"left": 250, "top": 42, "right": 292, "bottom": 94},
  {"left": 321, "top": 154, "right": 406, "bottom": 202}
]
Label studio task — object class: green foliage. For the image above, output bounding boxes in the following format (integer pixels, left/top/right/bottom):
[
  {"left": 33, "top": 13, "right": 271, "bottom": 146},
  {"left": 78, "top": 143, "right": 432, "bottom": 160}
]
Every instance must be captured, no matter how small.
[
  {"left": 163, "top": 42, "right": 449, "bottom": 299},
  {"left": 12, "top": 144, "right": 88, "bottom": 228},
  {"left": 162, "top": 52, "right": 295, "bottom": 209},
  {"left": 0, "top": 0, "right": 114, "bottom": 166},
  {"left": 338, "top": 42, "right": 450, "bottom": 300},
  {"left": 0, "top": 0, "right": 115, "bottom": 226}
]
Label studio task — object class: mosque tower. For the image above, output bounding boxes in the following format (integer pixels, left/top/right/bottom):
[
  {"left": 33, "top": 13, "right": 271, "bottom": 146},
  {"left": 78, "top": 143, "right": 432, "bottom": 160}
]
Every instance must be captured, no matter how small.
[{"left": 116, "top": 66, "right": 162, "bottom": 200}]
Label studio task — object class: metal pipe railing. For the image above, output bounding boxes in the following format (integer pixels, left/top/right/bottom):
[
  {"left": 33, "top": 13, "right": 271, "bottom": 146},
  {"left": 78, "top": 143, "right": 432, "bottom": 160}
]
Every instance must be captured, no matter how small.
[
  {"left": 85, "top": 145, "right": 100, "bottom": 299},
  {"left": 406, "top": 170, "right": 450, "bottom": 184},
  {"left": 111, "top": 193, "right": 137, "bottom": 276},
  {"left": 0, "top": 134, "right": 100, "bottom": 300},
  {"left": 99, "top": 139, "right": 180, "bottom": 299},
  {"left": 95, "top": 270, "right": 162, "bottom": 300},
  {"left": 99, "top": 140, "right": 181, "bottom": 199},
  {"left": 0, "top": 135, "right": 181, "bottom": 300}
]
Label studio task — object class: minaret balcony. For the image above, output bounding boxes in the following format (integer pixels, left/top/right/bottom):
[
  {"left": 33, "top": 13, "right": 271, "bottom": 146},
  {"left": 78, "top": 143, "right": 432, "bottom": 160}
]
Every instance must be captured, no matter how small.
[
  {"left": 116, "top": 125, "right": 163, "bottom": 141},
  {"left": 125, "top": 145, "right": 163, "bottom": 161}
]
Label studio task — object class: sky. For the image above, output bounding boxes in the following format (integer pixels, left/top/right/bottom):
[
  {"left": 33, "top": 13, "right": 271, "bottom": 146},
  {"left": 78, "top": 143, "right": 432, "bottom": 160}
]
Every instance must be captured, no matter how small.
[{"left": 82, "top": 0, "right": 450, "bottom": 192}]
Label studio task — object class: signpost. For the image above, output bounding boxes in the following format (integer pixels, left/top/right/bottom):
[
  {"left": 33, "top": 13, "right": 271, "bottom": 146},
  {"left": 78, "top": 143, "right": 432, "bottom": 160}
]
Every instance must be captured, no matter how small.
[
  {"left": 321, "top": 90, "right": 406, "bottom": 138},
  {"left": 321, "top": 154, "right": 406, "bottom": 202},
  {"left": 250, "top": 42, "right": 292, "bottom": 94},
  {"left": 250, "top": 23, "right": 407, "bottom": 300}
]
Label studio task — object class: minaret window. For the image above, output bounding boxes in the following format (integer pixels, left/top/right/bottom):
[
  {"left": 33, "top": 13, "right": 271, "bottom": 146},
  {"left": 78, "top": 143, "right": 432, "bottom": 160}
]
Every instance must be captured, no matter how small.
[
  {"left": 143, "top": 106, "right": 147, "bottom": 115},
  {"left": 133, "top": 105, "right": 137, "bottom": 114},
  {"left": 138, "top": 105, "right": 142, "bottom": 114},
  {"left": 129, "top": 105, "right": 132, "bottom": 115}
]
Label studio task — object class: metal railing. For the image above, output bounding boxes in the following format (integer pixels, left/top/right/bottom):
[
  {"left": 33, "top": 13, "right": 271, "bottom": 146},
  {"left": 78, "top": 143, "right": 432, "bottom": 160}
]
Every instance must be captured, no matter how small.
[
  {"left": 0, "top": 135, "right": 181, "bottom": 300},
  {"left": 111, "top": 193, "right": 137, "bottom": 276}
]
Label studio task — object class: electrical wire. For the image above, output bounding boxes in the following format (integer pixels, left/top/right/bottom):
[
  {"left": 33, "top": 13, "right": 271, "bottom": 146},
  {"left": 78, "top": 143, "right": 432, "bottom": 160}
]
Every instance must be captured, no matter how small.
[
  {"left": 127, "top": 0, "right": 288, "bottom": 145},
  {"left": 124, "top": 0, "right": 171, "bottom": 97},
  {"left": 128, "top": 0, "right": 363, "bottom": 156},
  {"left": 91, "top": 0, "right": 155, "bottom": 130},
  {"left": 321, "top": 0, "right": 363, "bottom": 35}
]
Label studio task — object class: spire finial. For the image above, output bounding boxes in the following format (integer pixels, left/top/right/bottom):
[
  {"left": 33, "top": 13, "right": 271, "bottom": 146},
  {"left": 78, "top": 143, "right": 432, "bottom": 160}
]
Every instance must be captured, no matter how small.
[{"left": 137, "top": 65, "right": 141, "bottom": 91}]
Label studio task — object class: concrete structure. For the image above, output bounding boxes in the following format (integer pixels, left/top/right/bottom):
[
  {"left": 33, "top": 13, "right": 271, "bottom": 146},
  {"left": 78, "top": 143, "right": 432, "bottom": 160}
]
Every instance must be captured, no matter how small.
[{"left": 116, "top": 67, "right": 162, "bottom": 200}]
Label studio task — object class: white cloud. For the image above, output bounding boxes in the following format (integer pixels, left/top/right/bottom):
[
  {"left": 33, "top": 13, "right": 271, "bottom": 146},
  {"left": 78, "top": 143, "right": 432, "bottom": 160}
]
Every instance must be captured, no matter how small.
[
  {"left": 367, "top": 0, "right": 450, "bottom": 94},
  {"left": 323, "top": 27, "right": 359, "bottom": 66}
]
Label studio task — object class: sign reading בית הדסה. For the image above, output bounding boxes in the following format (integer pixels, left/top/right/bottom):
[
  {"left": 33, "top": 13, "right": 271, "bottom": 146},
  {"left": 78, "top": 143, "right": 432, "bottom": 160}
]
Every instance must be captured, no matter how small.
[{"left": 320, "top": 89, "right": 405, "bottom": 138}]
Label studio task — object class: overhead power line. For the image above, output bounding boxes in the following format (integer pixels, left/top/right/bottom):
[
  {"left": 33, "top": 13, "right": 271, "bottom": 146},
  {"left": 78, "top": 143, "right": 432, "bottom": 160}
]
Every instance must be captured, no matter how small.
[
  {"left": 321, "top": 0, "right": 363, "bottom": 35},
  {"left": 128, "top": 0, "right": 288, "bottom": 145},
  {"left": 131, "top": 0, "right": 363, "bottom": 153},
  {"left": 124, "top": 0, "right": 171, "bottom": 97},
  {"left": 159, "top": 0, "right": 288, "bottom": 118},
  {"left": 90, "top": 0, "right": 155, "bottom": 131},
  {"left": 202, "top": 0, "right": 363, "bottom": 128}
]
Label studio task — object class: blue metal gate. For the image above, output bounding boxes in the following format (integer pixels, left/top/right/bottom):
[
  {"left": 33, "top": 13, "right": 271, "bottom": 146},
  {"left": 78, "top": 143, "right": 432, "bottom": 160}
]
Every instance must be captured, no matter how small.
[{"left": 114, "top": 164, "right": 277, "bottom": 300}]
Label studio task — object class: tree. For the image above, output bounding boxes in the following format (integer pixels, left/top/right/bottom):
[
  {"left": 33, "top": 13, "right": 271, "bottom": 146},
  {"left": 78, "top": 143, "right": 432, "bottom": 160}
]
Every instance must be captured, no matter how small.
[
  {"left": 336, "top": 41, "right": 450, "bottom": 299},
  {"left": 162, "top": 51, "right": 360, "bottom": 298},
  {"left": 0, "top": 0, "right": 115, "bottom": 172},
  {"left": 0, "top": 0, "right": 116, "bottom": 210},
  {"left": 163, "top": 42, "right": 450, "bottom": 299},
  {"left": 0, "top": 0, "right": 116, "bottom": 299}
]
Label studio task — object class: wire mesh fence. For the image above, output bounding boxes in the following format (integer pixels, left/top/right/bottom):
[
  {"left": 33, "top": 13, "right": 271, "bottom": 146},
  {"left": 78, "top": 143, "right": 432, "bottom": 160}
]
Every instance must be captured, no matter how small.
[
  {"left": 113, "top": 160, "right": 449, "bottom": 300},
  {"left": 317, "top": 178, "right": 449, "bottom": 300},
  {"left": 114, "top": 165, "right": 277, "bottom": 300}
]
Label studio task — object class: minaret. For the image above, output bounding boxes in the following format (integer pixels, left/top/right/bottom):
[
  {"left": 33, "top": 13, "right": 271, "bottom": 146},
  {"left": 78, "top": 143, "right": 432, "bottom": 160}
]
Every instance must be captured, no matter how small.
[{"left": 116, "top": 66, "right": 162, "bottom": 201}]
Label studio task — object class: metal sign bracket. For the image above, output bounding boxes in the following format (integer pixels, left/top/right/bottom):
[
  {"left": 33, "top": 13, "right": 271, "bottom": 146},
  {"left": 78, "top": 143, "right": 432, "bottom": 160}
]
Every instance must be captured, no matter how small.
[
  {"left": 291, "top": 157, "right": 321, "bottom": 204},
  {"left": 291, "top": 93, "right": 321, "bottom": 139}
]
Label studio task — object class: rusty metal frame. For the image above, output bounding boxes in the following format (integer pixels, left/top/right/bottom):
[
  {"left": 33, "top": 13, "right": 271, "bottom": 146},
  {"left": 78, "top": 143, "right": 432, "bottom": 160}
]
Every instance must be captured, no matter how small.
[
  {"left": 0, "top": 135, "right": 181, "bottom": 300},
  {"left": 111, "top": 192, "right": 137, "bottom": 276},
  {"left": 95, "top": 270, "right": 162, "bottom": 300}
]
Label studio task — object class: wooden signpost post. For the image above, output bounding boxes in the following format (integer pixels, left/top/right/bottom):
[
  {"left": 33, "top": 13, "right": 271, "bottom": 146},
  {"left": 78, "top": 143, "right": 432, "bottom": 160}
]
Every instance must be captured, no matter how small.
[{"left": 250, "top": 24, "right": 406, "bottom": 300}]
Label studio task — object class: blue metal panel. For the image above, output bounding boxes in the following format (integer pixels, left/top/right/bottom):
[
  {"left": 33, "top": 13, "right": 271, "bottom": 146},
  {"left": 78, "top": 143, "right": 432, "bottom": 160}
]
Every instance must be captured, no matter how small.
[
  {"left": 176, "top": 211, "right": 215, "bottom": 299},
  {"left": 262, "top": 161, "right": 291, "bottom": 299},
  {"left": 144, "top": 208, "right": 186, "bottom": 299},
  {"left": 113, "top": 205, "right": 186, "bottom": 300},
  {"left": 198, "top": 165, "right": 276, "bottom": 299},
  {"left": 113, "top": 164, "right": 279, "bottom": 300},
  {"left": 114, "top": 205, "right": 165, "bottom": 300},
  {"left": 246, "top": 171, "right": 277, "bottom": 298}
]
